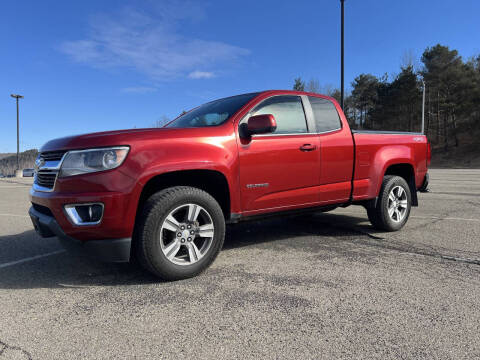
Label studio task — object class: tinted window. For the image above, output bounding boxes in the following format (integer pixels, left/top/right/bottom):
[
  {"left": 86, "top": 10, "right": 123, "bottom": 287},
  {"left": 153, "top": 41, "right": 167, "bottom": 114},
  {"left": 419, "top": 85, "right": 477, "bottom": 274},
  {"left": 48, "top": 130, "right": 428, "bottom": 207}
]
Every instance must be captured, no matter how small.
[
  {"left": 167, "top": 92, "right": 259, "bottom": 128},
  {"left": 250, "top": 95, "right": 307, "bottom": 134},
  {"left": 308, "top": 96, "right": 341, "bottom": 132}
]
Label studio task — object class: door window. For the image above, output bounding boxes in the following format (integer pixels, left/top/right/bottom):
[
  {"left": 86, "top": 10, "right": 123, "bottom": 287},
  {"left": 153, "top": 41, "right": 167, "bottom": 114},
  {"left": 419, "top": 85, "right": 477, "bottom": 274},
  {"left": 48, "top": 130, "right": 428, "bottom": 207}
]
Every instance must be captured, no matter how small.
[{"left": 249, "top": 95, "right": 308, "bottom": 134}]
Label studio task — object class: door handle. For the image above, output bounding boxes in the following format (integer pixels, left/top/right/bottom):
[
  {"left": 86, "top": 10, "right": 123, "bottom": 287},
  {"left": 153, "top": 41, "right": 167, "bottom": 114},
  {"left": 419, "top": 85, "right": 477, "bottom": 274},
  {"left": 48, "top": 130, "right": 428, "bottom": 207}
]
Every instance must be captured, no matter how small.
[{"left": 299, "top": 144, "right": 317, "bottom": 152}]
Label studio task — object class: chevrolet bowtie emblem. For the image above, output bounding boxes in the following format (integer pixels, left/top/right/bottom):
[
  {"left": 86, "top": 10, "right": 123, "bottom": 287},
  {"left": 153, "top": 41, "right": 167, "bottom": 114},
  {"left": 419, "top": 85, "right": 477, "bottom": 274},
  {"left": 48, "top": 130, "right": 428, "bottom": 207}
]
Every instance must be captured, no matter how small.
[{"left": 34, "top": 157, "right": 45, "bottom": 171}]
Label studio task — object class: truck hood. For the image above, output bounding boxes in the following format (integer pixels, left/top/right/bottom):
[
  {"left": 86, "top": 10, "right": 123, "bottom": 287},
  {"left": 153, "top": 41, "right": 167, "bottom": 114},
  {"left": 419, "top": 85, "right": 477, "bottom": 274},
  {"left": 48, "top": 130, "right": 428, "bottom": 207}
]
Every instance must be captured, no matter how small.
[{"left": 40, "top": 128, "right": 192, "bottom": 153}]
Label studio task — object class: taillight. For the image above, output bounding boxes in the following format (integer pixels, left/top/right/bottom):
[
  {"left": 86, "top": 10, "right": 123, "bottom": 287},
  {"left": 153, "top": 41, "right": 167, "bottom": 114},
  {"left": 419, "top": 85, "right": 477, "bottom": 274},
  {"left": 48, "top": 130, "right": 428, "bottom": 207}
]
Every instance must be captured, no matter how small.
[{"left": 426, "top": 142, "right": 431, "bottom": 167}]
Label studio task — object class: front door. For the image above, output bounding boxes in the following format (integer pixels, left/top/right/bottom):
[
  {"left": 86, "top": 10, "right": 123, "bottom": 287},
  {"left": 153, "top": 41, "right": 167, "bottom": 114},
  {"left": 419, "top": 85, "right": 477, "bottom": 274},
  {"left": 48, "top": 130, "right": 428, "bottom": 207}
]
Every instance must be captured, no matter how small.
[{"left": 238, "top": 95, "right": 321, "bottom": 215}]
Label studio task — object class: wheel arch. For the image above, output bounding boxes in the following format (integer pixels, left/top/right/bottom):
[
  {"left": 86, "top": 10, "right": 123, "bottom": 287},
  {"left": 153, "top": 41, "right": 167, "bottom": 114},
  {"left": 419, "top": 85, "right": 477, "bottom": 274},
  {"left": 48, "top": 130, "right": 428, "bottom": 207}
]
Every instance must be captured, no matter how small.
[
  {"left": 383, "top": 163, "right": 418, "bottom": 206},
  {"left": 135, "top": 169, "right": 231, "bottom": 224}
]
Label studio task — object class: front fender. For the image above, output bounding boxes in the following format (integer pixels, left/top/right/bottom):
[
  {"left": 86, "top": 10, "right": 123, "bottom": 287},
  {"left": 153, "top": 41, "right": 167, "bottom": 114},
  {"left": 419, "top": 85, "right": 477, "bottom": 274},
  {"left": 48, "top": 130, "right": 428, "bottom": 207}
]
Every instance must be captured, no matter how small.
[{"left": 125, "top": 131, "right": 241, "bottom": 217}]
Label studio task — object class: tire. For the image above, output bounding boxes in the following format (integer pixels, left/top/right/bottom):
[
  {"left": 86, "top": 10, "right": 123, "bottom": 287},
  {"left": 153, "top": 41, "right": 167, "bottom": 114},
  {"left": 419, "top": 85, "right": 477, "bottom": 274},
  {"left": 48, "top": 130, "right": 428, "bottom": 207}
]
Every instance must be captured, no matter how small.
[
  {"left": 135, "top": 186, "right": 225, "bottom": 280},
  {"left": 367, "top": 175, "right": 411, "bottom": 232}
]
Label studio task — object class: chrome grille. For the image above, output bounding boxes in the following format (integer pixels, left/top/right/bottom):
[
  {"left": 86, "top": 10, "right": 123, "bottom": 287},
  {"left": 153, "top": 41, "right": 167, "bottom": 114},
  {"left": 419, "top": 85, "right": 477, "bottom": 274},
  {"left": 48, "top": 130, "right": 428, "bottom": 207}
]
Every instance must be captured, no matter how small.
[
  {"left": 33, "top": 151, "right": 67, "bottom": 191},
  {"left": 35, "top": 171, "right": 57, "bottom": 189},
  {"left": 40, "top": 151, "right": 66, "bottom": 161}
]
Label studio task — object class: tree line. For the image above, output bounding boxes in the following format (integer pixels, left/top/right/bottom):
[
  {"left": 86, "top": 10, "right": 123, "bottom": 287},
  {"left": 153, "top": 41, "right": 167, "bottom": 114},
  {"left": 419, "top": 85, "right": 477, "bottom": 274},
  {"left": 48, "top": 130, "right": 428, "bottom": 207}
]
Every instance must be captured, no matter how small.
[{"left": 294, "top": 44, "right": 480, "bottom": 151}]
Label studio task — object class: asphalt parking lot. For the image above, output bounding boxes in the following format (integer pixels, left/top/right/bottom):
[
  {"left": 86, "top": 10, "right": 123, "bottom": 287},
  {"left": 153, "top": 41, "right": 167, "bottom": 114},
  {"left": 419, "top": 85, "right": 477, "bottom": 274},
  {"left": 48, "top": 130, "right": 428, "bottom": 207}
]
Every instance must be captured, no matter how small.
[{"left": 0, "top": 169, "right": 479, "bottom": 359}]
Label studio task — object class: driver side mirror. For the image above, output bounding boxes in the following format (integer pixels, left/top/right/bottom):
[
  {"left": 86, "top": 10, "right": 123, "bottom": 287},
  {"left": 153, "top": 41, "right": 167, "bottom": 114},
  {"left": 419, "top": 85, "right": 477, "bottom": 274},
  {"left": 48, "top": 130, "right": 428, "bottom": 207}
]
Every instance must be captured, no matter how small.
[{"left": 240, "top": 114, "right": 277, "bottom": 138}]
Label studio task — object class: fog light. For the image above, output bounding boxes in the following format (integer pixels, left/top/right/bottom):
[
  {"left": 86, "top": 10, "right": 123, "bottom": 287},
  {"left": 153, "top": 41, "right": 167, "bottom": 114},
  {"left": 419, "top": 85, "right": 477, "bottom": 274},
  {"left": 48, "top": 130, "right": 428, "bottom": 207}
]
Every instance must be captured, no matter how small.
[{"left": 64, "top": 203, "right": 104, "bottom": 225}]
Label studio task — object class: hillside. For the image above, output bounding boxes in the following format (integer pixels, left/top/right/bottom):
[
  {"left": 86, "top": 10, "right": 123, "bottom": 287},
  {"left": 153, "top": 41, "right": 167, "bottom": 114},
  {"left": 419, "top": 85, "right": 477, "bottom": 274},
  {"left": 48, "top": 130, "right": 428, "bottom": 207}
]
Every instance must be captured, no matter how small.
[
  {"left": 0, "top": 153, "right": 14, "bottom": 161},
  {"left": 431, "top": 143, "right": 480, "bottom": 168},
  {"left": 0, "top": 149, "right": 38, "bottom": 176}
]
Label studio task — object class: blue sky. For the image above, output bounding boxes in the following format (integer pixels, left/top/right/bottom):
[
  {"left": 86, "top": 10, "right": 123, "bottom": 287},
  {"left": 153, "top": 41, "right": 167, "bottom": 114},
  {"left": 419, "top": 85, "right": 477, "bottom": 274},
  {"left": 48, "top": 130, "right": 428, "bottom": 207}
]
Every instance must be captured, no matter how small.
[{"left": 1, "top": 0, "right": 479, "bottom": 152}]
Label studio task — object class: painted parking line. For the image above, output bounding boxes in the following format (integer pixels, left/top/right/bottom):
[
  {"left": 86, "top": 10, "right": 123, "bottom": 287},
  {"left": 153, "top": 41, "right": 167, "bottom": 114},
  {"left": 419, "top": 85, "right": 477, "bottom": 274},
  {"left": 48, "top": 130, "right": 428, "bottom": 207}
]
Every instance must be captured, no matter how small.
[
  {"left": 0, "top": 186, "right": 31, "bottom": 189},
  {"left": 332, "top": 211, "right": 480, "bottom": 223},
  {"left": 411, "top": 215, "right": 480, "bottom": 222},
  {"left": 0, "top": 250, "right": 65, "bottom": 269},
  {"left": 0, "top": 183, "right": 32, "bottom": 187},
  {"left": 0, "top": 213, "right": 30, "bottom": 218}
]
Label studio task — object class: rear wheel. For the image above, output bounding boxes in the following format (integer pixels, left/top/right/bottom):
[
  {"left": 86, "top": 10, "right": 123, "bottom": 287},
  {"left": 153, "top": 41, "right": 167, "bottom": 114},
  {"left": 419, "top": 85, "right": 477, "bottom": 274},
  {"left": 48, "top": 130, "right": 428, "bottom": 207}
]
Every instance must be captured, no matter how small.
[
  {"left": 367, "top": 175, "right": 411, "bottom": 232},
  {"left": 135, "top": 186, "right": 225, "bottom": 280}
]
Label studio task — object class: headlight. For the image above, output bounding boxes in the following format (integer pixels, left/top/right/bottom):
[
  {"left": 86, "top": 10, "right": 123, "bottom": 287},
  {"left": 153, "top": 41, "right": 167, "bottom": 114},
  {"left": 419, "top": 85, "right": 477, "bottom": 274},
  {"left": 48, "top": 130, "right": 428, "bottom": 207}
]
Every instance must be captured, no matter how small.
[{"left": 59, "top": 146, "right": 129, "bottom": 177}]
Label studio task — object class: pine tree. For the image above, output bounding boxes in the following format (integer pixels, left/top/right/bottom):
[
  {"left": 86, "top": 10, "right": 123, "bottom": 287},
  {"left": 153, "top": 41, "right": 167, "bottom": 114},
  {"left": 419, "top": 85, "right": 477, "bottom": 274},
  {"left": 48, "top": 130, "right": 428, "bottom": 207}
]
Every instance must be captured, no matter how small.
[{"left": 293, "top": 78, "right": 305, "bottom": 91}]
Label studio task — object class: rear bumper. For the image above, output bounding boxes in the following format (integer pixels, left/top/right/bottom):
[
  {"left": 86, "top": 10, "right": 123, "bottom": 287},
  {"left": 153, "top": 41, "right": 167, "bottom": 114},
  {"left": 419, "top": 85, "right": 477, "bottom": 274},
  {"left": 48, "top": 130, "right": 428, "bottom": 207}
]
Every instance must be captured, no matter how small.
[{"left": 29, "top": 206, "right": 131, "bottom": 263}]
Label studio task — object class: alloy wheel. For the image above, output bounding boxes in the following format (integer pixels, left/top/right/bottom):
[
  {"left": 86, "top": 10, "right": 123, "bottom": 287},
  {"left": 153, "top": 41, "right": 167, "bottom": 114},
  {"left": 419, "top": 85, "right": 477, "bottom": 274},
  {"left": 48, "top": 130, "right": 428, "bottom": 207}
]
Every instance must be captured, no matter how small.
[
  {"left": 387, "top": 185, "right": 408, "bottom": 222},
  {"left": 159, "top": 203, "right": 215, "bottom": 265}
]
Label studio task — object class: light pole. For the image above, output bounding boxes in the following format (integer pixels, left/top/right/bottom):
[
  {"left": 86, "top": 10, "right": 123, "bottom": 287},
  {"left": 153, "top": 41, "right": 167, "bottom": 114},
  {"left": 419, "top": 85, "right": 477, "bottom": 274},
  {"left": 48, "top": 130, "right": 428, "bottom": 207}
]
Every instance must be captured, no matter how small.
[
  {"left": 340, "top": 0, "right": 345, "bottom": 110},
  {"left": 421, "top": 80, "right": 426, "bottom": 134},
  {"left": 10, "top": 94, "right": 24, "bottom": 171}
]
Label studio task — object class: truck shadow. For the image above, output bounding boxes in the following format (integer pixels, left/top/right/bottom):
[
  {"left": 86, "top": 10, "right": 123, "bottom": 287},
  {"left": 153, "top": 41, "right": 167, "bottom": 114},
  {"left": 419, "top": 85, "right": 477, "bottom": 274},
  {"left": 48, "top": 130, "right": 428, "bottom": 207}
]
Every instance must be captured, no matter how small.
[
  {"left": 223, "top": 212, "right": 381, "bottom": 250},
  {"left": 0, "top": 212, "right": 379, "bottom": 289}
]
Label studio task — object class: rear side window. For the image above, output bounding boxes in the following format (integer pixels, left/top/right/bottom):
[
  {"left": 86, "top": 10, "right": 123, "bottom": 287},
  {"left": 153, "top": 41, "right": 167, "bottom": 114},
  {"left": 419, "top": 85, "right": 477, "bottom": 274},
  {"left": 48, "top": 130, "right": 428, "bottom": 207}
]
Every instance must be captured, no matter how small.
[
  {"left": 250, "top": 95, "right": 308, "bottom": 134},
  {"left": 308, "top": 96, "right": 341, "bottom": 132}
]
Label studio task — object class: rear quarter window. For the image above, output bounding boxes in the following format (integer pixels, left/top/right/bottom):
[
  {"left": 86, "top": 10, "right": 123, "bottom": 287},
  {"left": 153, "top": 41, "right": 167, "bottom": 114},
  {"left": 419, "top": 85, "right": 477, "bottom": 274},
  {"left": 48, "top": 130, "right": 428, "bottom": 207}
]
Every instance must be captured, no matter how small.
[{"left": 308, "top": 96, "right": 342, "bottom": 133}]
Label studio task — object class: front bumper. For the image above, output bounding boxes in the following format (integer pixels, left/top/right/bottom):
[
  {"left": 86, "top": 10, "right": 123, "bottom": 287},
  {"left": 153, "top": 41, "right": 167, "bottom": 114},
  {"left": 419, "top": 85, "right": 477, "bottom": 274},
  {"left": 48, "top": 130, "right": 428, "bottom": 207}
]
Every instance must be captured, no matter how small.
[
  {"left": 29, "top": 206, "right": 131, "bottom": 262},
  {"left": 30, "top": 188, "right": 137, "bottom": 241}
]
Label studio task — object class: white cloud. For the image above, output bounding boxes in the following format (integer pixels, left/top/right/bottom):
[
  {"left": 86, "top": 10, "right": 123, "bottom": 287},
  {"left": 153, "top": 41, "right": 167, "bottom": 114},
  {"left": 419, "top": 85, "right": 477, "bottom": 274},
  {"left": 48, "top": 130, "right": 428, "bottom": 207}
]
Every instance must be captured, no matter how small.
[
  {"left": 59, "top": 2, "right": 249, "bottom": 80},
  {"left": 188, "top": 70, "right": 215, "bottom": 79},
  {"left": 121, "top": 86, "right": 157, "bottom": 93}
]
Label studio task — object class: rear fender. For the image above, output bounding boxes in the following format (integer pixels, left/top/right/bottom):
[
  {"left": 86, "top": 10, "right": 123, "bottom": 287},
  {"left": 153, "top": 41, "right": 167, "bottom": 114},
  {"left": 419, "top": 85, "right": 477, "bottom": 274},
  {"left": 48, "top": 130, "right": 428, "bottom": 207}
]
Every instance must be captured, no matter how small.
[{"left": 370, "top": 145, "right": 416, "bottom": 202}]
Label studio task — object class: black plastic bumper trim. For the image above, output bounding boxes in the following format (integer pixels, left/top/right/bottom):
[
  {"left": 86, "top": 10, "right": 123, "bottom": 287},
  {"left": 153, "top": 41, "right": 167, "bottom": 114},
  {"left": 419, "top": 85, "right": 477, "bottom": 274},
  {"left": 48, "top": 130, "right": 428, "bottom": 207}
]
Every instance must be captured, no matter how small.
[
  {"left": 29, "top": 206, "right": 131, "bottom": 263},
  {"left": 419, "top": 173, "right": 429, "bottom": 193}
]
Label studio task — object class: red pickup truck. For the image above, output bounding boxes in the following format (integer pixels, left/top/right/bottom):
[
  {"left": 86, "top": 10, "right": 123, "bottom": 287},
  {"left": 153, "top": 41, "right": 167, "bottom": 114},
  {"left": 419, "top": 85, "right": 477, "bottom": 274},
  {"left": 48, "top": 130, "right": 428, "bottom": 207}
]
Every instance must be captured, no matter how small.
[{"left": 29, "top": 90, "right": 430, "bottom": 280}]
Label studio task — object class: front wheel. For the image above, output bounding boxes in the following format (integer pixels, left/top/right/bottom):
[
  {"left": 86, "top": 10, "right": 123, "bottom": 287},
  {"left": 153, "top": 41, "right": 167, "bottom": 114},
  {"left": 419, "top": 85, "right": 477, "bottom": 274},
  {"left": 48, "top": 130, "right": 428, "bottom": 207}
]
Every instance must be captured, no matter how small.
[
  {"left": 135, "top": 186, "right": 225, "bottom": 280},
  {"left": 367, "top": 175, "right": 411, "bottom": 232}
]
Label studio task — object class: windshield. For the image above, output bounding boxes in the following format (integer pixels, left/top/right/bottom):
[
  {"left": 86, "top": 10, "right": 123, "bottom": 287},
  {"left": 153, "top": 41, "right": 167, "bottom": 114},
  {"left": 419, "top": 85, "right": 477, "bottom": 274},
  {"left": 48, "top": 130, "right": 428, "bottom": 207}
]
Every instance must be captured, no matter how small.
[{"left": 166, "top": 92, "right": 260, "bottom": 128}]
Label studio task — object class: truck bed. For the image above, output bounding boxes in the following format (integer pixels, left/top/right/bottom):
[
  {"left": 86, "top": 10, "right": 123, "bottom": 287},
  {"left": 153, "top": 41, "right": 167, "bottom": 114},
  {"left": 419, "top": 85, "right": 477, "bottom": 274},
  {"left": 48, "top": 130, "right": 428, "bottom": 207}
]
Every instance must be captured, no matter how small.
[{"left": 352, "top": 132, "right": 428, "bottom": 201}]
